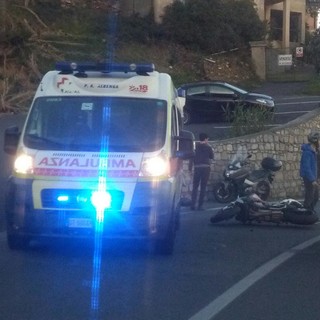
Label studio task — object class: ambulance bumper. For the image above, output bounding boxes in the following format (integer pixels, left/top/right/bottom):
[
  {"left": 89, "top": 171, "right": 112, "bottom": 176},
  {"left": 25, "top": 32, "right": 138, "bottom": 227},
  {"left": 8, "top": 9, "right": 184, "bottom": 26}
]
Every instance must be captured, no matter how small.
[{"left": 5, "top": 177, "right": 178, "bottom": 241}]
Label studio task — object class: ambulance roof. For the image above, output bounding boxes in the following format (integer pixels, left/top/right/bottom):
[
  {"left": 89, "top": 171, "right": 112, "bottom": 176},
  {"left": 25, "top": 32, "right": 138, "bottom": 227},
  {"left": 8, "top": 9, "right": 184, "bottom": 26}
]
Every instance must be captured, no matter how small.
[{"left": 35, "top": 61, "right": 174, "bottom": 100}]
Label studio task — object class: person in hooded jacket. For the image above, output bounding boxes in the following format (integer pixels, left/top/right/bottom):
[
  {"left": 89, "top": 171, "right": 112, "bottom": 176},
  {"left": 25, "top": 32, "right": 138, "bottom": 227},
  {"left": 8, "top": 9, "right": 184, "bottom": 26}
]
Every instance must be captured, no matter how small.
[
  {"left": 300, "top": 131, "right": 320, "bottom": 211},
  {"left": 189, "top": 133, "right": 214, "bottom": 210}
]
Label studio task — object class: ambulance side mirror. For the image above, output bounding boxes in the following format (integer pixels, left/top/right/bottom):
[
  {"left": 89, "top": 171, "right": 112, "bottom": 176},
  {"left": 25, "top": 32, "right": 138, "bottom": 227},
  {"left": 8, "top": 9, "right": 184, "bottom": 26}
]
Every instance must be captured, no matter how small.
[
  {"left": 4, "top": 126, "right": 20, "bottom": 155},
  {"left": 175, "top": 130, "right": 195, "bottom": 160}
]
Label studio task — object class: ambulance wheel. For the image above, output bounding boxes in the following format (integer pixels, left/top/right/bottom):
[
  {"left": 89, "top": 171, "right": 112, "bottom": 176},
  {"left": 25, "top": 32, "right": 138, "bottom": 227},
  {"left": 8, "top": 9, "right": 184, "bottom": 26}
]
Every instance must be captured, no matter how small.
[
  {"left": 153, "top": 222, "right": 176, "bottom": 255},
  {"left": 7, "top": 233, "right": 30, "bottom": 250}
]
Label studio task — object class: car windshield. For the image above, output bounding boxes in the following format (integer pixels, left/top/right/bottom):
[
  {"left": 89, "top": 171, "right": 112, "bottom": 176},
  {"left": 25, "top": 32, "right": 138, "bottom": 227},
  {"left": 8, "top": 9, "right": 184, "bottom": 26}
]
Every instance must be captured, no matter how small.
[
  {"left": 23, "top": 96, "right": 167, "bottom": 152},
  {"left": 183, "top": 82, "right": 248, "bottom": 97},
  {"left": 223, "top": 82, "right": 248, "bottom": 94}
]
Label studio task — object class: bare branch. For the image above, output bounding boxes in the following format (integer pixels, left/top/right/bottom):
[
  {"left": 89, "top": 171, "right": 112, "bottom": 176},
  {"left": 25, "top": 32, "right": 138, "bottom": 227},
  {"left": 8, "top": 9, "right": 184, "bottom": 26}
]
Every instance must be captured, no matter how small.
[{"left": 13, "top": 5, "right": 49, "bottom": 29}]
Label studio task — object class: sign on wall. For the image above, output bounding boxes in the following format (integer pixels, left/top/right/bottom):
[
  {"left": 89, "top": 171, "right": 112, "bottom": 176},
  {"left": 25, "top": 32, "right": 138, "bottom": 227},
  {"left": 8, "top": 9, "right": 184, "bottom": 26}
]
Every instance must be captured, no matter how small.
[
  {"left": 278, "top": 54, "right": 292, "bottom": 66},
  {"left": 296, "top": 47, "right": 303, "bottom": 58}
]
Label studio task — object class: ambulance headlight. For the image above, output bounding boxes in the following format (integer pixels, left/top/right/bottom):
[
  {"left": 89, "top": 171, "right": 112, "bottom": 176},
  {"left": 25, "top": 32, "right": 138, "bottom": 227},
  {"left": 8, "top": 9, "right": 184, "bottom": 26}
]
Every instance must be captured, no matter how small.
[
  {"left": 91, "top": 190, "right": 111, "bottom": 211},
  {"left": 14, "top": 154, "right": 34, "bottom": 174},
  {"left": 141, "top": 156, "right": 169, "bottom": 177}
]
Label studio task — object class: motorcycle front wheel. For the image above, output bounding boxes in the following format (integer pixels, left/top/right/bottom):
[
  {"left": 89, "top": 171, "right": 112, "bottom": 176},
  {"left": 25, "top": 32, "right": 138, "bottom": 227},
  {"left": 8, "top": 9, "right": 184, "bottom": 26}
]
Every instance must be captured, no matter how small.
[
  {"left": 210, "top": 205, "right": 240, "bottom": 223},
  {"left": 213, "top": 182, "right": 237, "bottom": 203}
]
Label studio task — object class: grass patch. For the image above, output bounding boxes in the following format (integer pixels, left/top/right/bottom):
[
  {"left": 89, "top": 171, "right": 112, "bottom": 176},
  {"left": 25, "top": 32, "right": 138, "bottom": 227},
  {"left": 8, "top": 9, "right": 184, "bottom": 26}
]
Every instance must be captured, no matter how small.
[
  {"left": 226, "top": 104, "right": 274, "bottom": 137},
  {"left": 302, "top": 76, "right": 320, "bottom": 95}
]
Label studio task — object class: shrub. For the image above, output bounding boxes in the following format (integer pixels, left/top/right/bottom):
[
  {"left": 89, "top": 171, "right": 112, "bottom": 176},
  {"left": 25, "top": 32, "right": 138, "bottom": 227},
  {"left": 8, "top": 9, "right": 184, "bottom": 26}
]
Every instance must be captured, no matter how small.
[{"left": 225, "top": 103, "right": 274, "bottom": 137}]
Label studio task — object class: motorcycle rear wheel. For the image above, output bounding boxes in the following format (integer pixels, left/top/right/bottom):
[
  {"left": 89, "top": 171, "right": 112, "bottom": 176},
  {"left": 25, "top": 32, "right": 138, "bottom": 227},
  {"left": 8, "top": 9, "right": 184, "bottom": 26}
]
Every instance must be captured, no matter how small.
[
  {"left": 213, "top": 182, "right": 237, "bottom": 203},
  {"left": 284, "top": 209, "right": 319, "bottom": 225}
]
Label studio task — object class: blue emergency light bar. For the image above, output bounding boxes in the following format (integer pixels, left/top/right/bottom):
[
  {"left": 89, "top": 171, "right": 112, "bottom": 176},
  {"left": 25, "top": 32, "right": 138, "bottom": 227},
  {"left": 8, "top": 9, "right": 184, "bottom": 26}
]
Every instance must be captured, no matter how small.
[{"left": 55, "top": 61, "right": 155, "bottom": 74}]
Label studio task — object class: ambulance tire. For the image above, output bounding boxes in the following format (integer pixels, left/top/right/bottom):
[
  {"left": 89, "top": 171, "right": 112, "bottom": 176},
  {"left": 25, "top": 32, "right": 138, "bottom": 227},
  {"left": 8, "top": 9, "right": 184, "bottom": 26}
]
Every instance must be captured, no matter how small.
[
  {"left": 153, "top": 220, "right": 176, "bottom": 255},
  {"left": 153, "top": 233, "right": 175, "bottom": 255},
  {"left": 7, "top": 233, "right": 30, "bottom": 250}
]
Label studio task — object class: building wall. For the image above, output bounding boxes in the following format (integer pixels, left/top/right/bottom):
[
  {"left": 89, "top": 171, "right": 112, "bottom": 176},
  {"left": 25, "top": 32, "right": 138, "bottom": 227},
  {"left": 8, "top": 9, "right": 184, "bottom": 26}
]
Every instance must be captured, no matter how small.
[
  {"left": 153, "top": 0, "right": 175, "bottom": 23},
  {"left": 255, "top": 0, "right": 266, "bottom": 20}
]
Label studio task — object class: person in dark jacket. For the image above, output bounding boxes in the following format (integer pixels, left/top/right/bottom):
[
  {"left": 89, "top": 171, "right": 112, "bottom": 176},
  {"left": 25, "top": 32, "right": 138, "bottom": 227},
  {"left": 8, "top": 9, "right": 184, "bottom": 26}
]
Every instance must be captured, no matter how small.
[
  {"left": 300, "top": 131, "right": 320, "bottom": 211},
  {"left": 189, "top": 133, "right": 214, "bottom": 210}
]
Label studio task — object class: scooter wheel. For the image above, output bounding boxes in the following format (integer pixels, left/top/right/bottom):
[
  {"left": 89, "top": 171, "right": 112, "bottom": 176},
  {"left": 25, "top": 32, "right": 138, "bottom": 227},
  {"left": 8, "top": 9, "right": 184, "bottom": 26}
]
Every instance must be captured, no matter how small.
[{"left": 213, "top": 182, "right": 237, "bottom": 203}]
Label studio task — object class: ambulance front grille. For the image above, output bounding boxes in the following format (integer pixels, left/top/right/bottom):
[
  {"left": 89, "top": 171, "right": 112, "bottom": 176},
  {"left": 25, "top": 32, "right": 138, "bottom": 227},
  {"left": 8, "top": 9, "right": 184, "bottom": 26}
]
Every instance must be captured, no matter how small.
[{"left": 41, "top": 189, "right": 124, "bottom": 210}]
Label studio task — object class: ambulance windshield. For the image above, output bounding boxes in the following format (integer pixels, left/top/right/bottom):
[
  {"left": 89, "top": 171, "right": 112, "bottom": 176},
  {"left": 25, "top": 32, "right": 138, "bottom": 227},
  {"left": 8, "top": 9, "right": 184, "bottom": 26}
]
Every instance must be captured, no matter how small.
[{"left": 23, "top": 97, "right": 167, "bottom": 152}]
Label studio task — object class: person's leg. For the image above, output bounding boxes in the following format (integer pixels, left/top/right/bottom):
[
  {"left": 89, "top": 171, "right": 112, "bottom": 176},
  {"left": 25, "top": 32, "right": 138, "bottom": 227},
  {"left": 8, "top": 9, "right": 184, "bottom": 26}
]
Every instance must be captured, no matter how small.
[
  {"left": 198, "top": 167, "right": 211, "bottom": 209},
  {"left": 191, "top": 169, "right": 201, "bottom": 209},
  {"left": 303, "top": 178, "right": 315, "bottom": 210},
  {"left": 311, "top": 182, "right": 319, "bottom": 210}
]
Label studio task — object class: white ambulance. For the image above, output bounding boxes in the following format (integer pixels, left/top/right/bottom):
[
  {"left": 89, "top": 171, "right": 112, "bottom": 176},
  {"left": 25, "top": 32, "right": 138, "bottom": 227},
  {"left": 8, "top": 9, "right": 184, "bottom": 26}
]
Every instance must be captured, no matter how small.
[{"left": 4, "top": 61, "right": 194, "bottom": 254}]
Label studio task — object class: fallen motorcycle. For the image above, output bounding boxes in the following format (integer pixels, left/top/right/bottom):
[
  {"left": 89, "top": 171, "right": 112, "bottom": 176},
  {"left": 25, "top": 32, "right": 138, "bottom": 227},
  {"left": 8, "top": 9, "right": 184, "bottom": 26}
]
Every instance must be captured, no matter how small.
[
  {"left": 213, "top": 152, "right": 282, "bottom": 203},
  {"left": 210, "top": 193, "right": 319, "bottom": 225}
]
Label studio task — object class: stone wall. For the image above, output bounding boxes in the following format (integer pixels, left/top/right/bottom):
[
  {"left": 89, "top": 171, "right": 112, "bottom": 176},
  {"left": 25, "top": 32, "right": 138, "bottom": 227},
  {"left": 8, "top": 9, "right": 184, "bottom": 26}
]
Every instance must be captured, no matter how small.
[{"left": 183, "top": 108, "right": 320, "bottom": 201}]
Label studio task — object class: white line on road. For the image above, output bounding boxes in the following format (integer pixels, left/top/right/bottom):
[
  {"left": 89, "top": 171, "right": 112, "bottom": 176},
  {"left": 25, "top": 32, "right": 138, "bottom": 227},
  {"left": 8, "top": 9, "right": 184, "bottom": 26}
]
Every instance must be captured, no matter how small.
[
  {"left": 188, "top": 234, "right": 320, "bottom": 320},
  {"left": 277, "top": 100, "right": 320, "bottom": 106},
  {"left": 276, "top": 110, "right": 312, "bottom": 114},
  {"left": 276, "top": 96, "right": 320, "bottom": 101}
]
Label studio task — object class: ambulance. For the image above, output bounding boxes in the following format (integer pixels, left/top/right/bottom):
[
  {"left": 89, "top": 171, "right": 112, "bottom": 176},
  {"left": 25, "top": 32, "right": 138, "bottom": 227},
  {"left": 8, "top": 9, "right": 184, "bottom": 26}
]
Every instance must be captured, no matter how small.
[{"left": 4, "top": 61, "right": 194, "bottom": 254}]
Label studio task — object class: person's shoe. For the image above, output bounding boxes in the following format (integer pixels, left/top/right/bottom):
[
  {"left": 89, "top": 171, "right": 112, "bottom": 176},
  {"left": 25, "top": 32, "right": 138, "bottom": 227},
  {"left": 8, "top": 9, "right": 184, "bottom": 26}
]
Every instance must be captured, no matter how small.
[{"left": 190, "top": 206, "right": 195, "bottom": 210}]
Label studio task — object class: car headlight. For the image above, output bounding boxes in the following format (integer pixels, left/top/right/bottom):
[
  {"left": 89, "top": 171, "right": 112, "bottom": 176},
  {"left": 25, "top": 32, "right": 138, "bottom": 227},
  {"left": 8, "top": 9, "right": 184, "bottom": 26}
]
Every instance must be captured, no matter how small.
[
  {"left": 14, "top": 154, "right": 34, "bottom": 174},
  {"left": 255, "top": 98, "right": 268, "bottom": 105},
  {"left": 140, "top": 155, "right": 169, "bottom": 177},
  {"left": 256, "top": 98, "right": 274, "bottom": 107}
]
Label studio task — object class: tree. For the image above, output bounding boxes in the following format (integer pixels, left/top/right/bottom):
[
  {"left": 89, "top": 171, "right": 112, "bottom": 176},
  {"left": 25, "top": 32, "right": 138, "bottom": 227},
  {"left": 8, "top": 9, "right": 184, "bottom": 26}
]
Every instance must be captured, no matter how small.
[
  {"left": 306, "top": 28, "right": 320, "bottom": 73},
  {"left": 160, "top": 0, "right": 266, "bottom": 53}
]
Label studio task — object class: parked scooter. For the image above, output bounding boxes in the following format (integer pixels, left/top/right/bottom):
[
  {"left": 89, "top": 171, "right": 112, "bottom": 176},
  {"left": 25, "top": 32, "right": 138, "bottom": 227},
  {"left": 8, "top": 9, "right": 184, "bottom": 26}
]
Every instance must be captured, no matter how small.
[
  {"left": 210, "top": 193, "right": 319, "bottom": 225},
  {"left": 213, "top": 151, "right": 282, "bottom": 203}
]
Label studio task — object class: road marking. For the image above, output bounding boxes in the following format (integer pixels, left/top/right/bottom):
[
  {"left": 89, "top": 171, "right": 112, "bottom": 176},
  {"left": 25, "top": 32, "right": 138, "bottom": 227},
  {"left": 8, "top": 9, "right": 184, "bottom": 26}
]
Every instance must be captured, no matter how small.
[
  {"left": 277, "top": 100, "right": 320, "bottom": 105},
  {"left": 276, "top": 96, "right": 320, "bottom": 101},
  {"left": 188, "top": 234, "right": 320, "bottom": 320},
  {"left": 276, "top": 110, "right": 312, "bottom": 114}
]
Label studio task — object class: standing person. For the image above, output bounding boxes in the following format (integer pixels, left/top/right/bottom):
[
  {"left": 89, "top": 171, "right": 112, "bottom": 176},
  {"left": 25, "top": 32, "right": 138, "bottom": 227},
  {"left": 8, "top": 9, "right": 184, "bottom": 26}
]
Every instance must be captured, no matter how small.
[
  {"left": 300, "top": 131, "right": 320, "bottom": 211},
  {"left": 189, "top": 133, "right": 214, "bottom": 210}
]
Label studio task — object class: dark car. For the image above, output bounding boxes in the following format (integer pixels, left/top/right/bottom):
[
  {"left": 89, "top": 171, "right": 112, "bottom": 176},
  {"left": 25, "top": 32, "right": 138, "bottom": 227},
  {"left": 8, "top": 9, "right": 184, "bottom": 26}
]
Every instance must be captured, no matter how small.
[{"left": 177, "top": 81, "right": 275, "bottom": 124}]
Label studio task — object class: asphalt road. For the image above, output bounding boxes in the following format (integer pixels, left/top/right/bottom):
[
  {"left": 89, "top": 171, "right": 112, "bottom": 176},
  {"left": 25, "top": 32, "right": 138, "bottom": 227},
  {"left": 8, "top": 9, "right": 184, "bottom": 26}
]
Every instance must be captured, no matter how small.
[
  {"left": 1, "top": 83, "right": 320, "bottom": 320},
  {"left": 185, "top": 81, "right": 320, "bottom": 140},
  {"left": 0, "top": 202, "right": 320, "bottom": 320}
]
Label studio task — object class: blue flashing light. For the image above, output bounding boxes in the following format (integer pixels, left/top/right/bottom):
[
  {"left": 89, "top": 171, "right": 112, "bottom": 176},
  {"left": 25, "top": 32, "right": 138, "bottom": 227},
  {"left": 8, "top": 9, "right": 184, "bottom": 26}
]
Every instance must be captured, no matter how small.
[
  {"left": 91, "top": 190, "right": 112, "bottom": 212},
  {"left": 55, "top": 61, "right": 155, "bottom": 74},
  {"left": 57, "top": 195, "right": 69, "bottom": 202}
]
